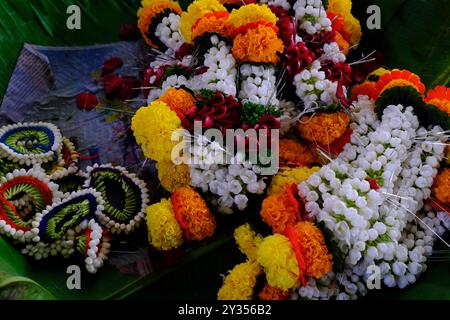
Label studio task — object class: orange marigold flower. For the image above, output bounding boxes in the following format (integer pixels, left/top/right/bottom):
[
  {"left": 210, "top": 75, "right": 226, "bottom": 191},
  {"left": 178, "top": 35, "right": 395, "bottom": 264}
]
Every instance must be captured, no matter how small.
[
  {"left": 424, "top": 85, "right": 450, "bottom": 116},
  {"left": 297, "top": 112, "right": 351, "bottom": 146},
  {"left": 432, "top": 168, "right": 450, "bottom": 205},
  {"left": 228, "top": 3, "right": 278, "bottom": 28},
  {"left": 374, "top": 69, "right": 426, "bottom": 99},
  {"left": 350, "top": 81, "right": 377, "bottom": 102},
  {"left": 260, "top": 192, "right": 298, "bottom": 233},
  {"left": 279, "top": 138, "right": 315, "bottom": 168},
  {"left": 159, "top": 87, "right": 196, "bottom": 116},
  {"left": 232, "top": 24, "right": 284, "bottom": 64},
  {"left": 292, "top": 221, "right": 333, "bottom": 279},
  {"left": 191, "top": 11, "right": 232, "bottom": 40},
  {"left": 334, "top": 31, "right": 350, "bottom": 54},
  {"left": 258, "top": 283, "right": 290, "bottom": 300},
  {"left": 171, "top": 187, "right": 216, "bottom": 241},
  {"left": 327, "top": 0, "right": 362, "bottom": 46},
  {"left": 137, "top": 0, "right": 182, "bottom": 47}
]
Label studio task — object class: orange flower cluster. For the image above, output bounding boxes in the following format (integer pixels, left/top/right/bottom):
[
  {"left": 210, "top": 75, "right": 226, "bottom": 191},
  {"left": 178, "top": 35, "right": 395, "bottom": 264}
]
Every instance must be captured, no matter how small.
[
  {"left": 171, "top": 187, "right": 216, "bottom": 241},
  {"left": 260, "top": 191, "right": 298, "bottom": 234},
  {"left": 258, "top": 283, "right": 289, "bottom": 301},
  {"left": 232, "top": 24, "right": 284, "bottom": 64},
  {"left": 298, "top": 112, "right": 350, "bottom": 146},
  {"left": 137, "top": 0, "right": 182, "bottom": 47},
  {"left": 292, "top": 221, "right": 333, "bottom": 279},
  {"left": 432, "top": 168, "right": 450, "bottom": 205},
  {"left": 374, "top": 69, "right": 425, "bottom": 99},
  {"left": 350, "top": 81, "right": 376, "bottom": 102},
  {"left": 279, "top": 139, "right": 315, "bottom": 168},
  {"left": 159, "top": 87, "right": 196, "bottom": 116},
  {"left": 424, "top": 85, "right": 450, "bottom": 116},
  {"left": 191, "top": 11, "right": 232, "bottom": 40}
]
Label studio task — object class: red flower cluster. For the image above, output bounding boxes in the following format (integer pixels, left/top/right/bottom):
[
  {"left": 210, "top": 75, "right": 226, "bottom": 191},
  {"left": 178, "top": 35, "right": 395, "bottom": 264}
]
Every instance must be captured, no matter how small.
[{"left": 283, "top": 41, "right": 316, "bottom": 78}]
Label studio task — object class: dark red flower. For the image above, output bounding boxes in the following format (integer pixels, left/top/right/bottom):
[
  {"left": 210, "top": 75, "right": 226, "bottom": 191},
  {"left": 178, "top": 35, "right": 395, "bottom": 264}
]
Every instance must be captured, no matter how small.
[
  {"left": 104, "top": 74, "right": 124, "bottom": 98},
  {"left": 76, "top": 92, "right": 98, "bottom": 111},
  {"left": 268, "top": 5, "right": 289, "bottom": 18},
  {"left": 175, "top": 43, "right": 193, "bottom": 60},
  {"left": 277, "top": 15, "right": 296, "bottom": 47},
  {"left": 142, "top": 67, "right": 165, "bottom": 98},
  {"left": 283, "top": 41, "right": 316, "bottom": 78},
  {"left": 350, "top": 50, "right": 385, "bottom": 83},
  {"left": 301, "top": 30, "right": 336, "bottom": 57},
  {"left": 116, "top": 76, "right": 141, "bottom": 101},
  {"left": 119, "top": 23, "right": 140, "bottom": 41},
  {"left": 102, "top": 57, "right": 123, "bottom": 76},
  {"left": 320, "top": 61, "right": 352, "bottom": 87},
  {"left": 367, "top": 178, "right": 380, "bottom": 190},
  {"left": 184, "top": 92, "right": 242, "bottom": 133}
]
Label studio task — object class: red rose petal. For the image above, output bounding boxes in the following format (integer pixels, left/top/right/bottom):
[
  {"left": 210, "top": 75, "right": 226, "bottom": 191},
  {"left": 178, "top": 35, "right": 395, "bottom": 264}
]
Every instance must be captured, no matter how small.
[
  {"left": 76, "top": 92, "right": 98, "bottom": 111},
  {"left": 102, "top": 57, "right": 123, "bottom": 75}
]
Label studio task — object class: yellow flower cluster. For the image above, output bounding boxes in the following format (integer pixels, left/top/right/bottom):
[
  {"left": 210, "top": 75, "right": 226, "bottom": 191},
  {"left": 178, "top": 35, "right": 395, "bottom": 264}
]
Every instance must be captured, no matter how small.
[
  {"left": 298, "top": 111, "right": 351, "bottom": 146},
  {"left": 293, "top": 221, "right": 333, "bottom": 279},
  {"left": 234, "top": 223, "right": 263, "bottom": 261},
  {"left": 217, "top": 261, "right": 262, "bottom": 300},
  {"left": 228, "top": 3, "right": 277, "bottom": 28},
  {"left": 180, "top": 0, "right": 226, "bottom": 43},
  {"left": 268, "top": 167, "right": 320, "bottom": 196},
  {"left": 137, "top": 0, "right": 182, "bottom": 47},
  {"left": 327, "top": 0, "right": 362, "bottom": 46},
  {"left": 131, "top": 100, "right": 182, "bottom": 162},
  {"left": 156, "top": 161, "right": 191, "bottom": 192},
  {"left": 256, "top": 234, "right": 299, "bottom": 291},
  {"left": 146, "top": 198, "right": 184, "bottom": 250}
]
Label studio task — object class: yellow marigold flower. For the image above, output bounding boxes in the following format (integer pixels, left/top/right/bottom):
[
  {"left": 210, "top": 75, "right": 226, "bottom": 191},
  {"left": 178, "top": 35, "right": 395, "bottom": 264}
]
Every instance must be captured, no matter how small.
[
  {"left": 327, "top": 0, "right": 362, "bottom": 45},
  {"left": 146, "top": 198, "right": 184, "bottom": 250},
  {"left": 298, "top": 112, "right": 351, "bottom": 146},
  {"left": 232, "top": 24, "right": 283, "bottom": 64},
  {"left": 258, "top": 283, "right": 289, "bottom": 300},
  {"left": 293, "top": 221, "right": 333, "bottom": 279},
  {"left": 159, "top": 87, "right": 196, "bottom": 116},
  {"left": 217, "top": 261, "right": 262, "bottom": 300},
  {"left": 228, "top": 3, "right": 277, "bottom": 28},
  {"left": 137, "top": 0, "right": 182, "bottom": 47},
  {"left": 156, "top": 161, "right": 191, "bottom": 192},
  {"left": 334, "top": 31, "right": 350, "bottom": 53},
  {"left": 260, "top": 192, "right": 298, "bottom": 234},
  {"left": 256, "top": 234, "right": 299, "bottom": 291},
  {"left": 432, "top": 168, "right": 450, "bottom": 204},
  {"left": 234, "top": 223, "right": 263, "bottom": 261},
  {"left": 368, "top": 67, "right": 390, "bottom": 80},
  {"left": 131, "top": 101, "right": 182, "bottom": 162},
  {"left": 279, "top": 138, "right": 315, "bottom": 168},
  {"left": 268, "top": 167, "right": 320, "bottom": 196},
  {"left": 180, "top": 0, "right": 226, "bottom": 43},
  {"left": 191, "top": 11, "right": 232, "bottom": 40},
  {"left": 171, "top": 187, "right": 216, "bottom": 241}
]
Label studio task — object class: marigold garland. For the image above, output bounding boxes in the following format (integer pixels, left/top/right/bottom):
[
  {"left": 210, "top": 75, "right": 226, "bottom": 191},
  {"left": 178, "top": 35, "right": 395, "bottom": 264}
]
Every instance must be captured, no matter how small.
[
  {"left": 146, "top": 198, "right": 184, "bottom": 251},
  {"left": 292, "top": 221, "right": 333, "bottom": 279},
  {"left": 137, "top": 0, "right": 182, "bottom": 47},
  {"left": 171, "top": 187, "right": 216, "bottom": 241},
  {"left": 156, "top": 161, "right": 191, "bottom": 192},
  {"left": 350, "top": 81, "right": 377, "bottom": 102},
  {"left": 279, "top": 138, "right": 315, "bottom": 168},
  {"left": 258, "top": 283, "right": 289, "bottom": 301},
  {"left": 327, "top": 0, "right": 362, "bottom": 47},
  {"left": 232, "top": 24, "right": 284, "bottom": 64},
  {"left": 260, "top": 192, "right": 298, "bottom": 234},
  {"left": 180, "top": 0, "right": 226, "bottom": 43},
  {"left": 217, "top": 261, "right": 262, "bottom": 300},
  {"left": 374, "top": 69, "right": 426, "bottom": 99},
  {"left": 191, "top": 11, "right": 232, "bottom": 40},
  {"left": 228, "top": 3, "right": 278, "bottom": 28},
  {"left": 234, "top": 223, "right": 263, "bottom": 261},
  {"left": 424, "top": 85, "right": 450, "bottom": 116},
  {"left": 256, "top": 234, "right": 299, "bottom": 291},
  {"left": 159, "top": 87, "right": 196, "bottom": 116},
  {"left": 131, "top": 100, "right": 182, "bottom": 162},
  {"left": 298, "top": 111, "right": 351, "bottom": 146},
  {"left": 432, "top": 168, "right": 450, "bottom": 204},
  {"left": 268, "top": 166, "right": 320, "bottom": 196}
]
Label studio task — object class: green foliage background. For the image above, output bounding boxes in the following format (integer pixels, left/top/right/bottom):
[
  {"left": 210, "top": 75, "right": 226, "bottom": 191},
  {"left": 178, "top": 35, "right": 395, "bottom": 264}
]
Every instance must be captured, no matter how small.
[{"left": 0, "top": 0, "right": 449, "bottom": 299}]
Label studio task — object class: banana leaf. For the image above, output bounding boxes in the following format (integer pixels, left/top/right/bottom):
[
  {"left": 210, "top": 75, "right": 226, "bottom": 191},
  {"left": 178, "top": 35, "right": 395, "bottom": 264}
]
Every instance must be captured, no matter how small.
[{"left": 0, "top": 0, "right": 449, "bottom": 300}]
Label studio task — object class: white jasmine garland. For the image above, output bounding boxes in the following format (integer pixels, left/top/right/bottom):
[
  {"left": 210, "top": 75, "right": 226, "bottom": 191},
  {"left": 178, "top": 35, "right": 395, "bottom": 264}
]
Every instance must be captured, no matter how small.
[
  {"left": 320, "top": 42, "right": 346, "bottom": 64},
  {"left": 189, "top": 35, "right": 237, "bottom": 97},
  {"left": 238, "top": 64, "right": 279, "bottom": 107},
  {"left": 293, "top": 0, "right": 332, "bottom": 35},
  {"left": 154, "top": 13, "right": 185, "bottom": 51},
  {"left": 259, "top": 0, "right": 291, "bottom": 10}
]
